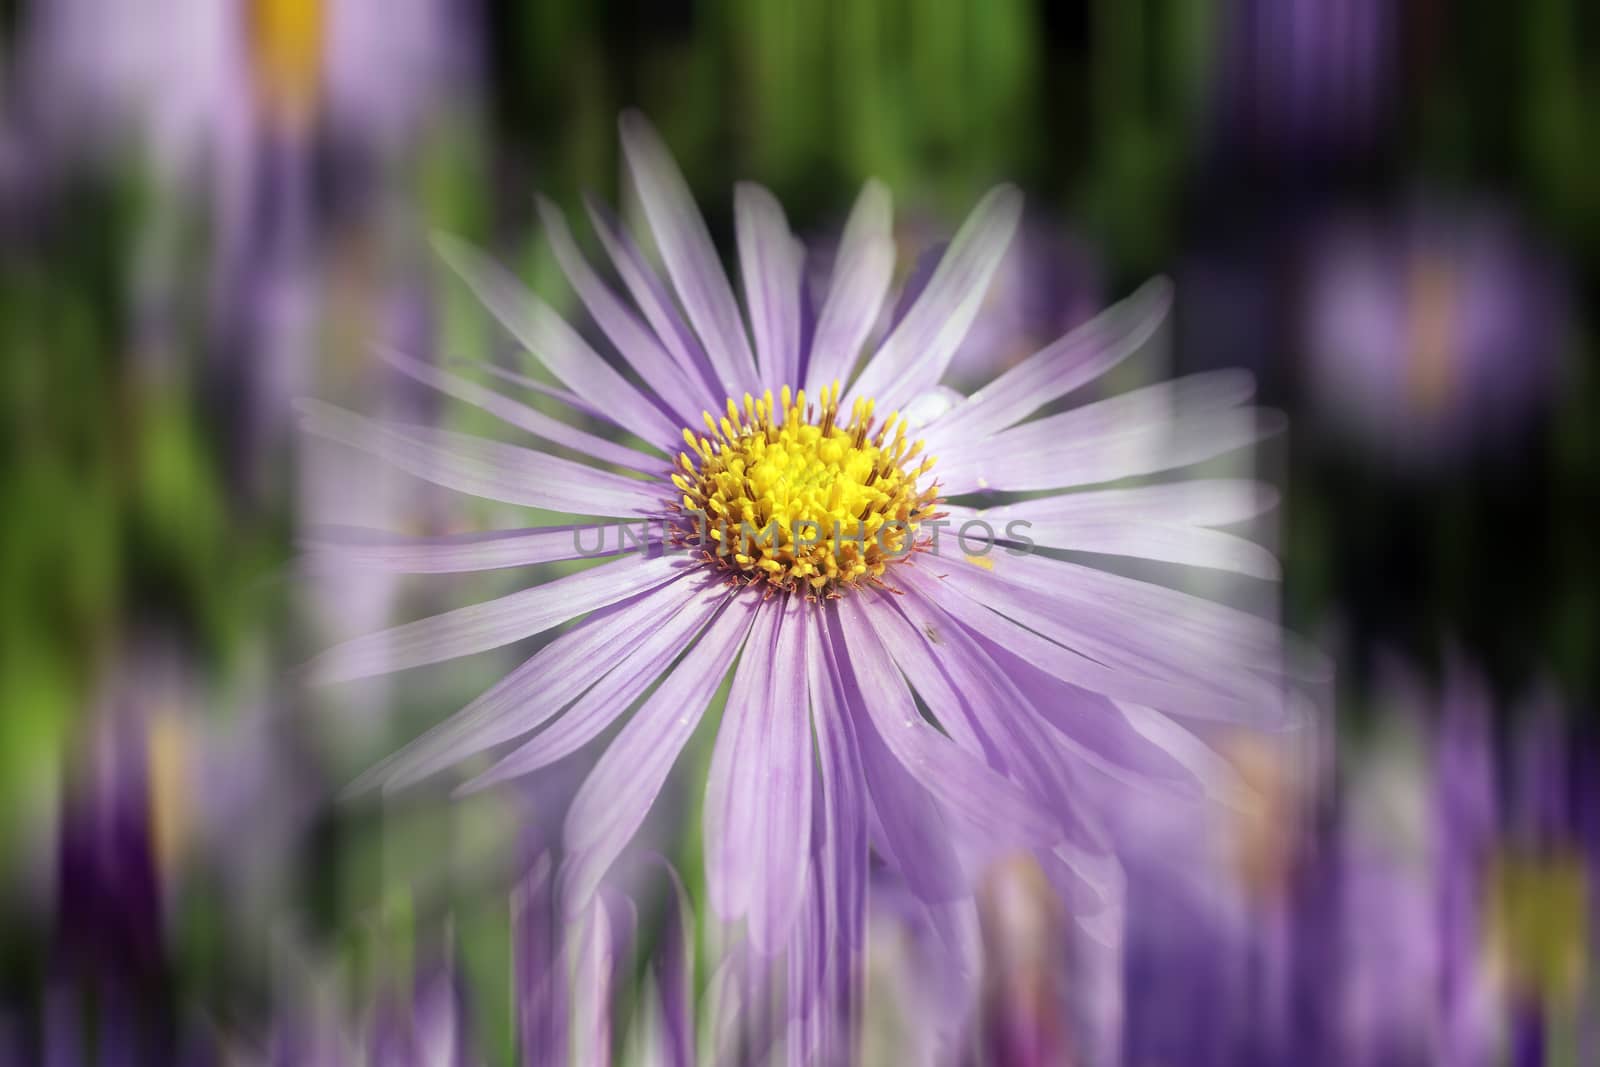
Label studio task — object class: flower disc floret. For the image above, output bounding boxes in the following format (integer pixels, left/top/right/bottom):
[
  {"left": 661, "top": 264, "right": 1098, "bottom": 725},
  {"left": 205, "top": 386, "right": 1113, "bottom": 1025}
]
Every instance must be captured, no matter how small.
[{"left": 669, "top": 382, "right": 941, "bottom": 598}]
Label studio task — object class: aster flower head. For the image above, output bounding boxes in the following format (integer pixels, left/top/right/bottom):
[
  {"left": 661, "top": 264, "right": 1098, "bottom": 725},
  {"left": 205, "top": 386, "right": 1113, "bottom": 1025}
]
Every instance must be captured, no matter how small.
[
  {"left": 51, "top": 634, "right": 312, "bottom": 964},
  {"left": 306, "top": 112, "right": 1297, "bottom": 1059},
  {"left": 1115, "top": 656, "right": 1598, "bottom": 1067},
  {"left": 1327, "top": 664, "right": 1600, "bottom": 1065},
  {"left": 20, "top": 0, "right": 473, "bottom": 178},
  {"left": 22, "top": 634, "right": 318, "bottom": 1065},
  {"left": 1299, "top": 200, "right": 1569, "bottom": 465}
]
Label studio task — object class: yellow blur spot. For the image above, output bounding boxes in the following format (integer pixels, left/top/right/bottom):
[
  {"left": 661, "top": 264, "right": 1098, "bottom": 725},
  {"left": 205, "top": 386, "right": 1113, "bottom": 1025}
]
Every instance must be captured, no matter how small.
[
  {"left": 1406, "top": 256, "right": 1459, "bottom": 417},
  {"left": 1486, "top": 848, "right": 1590, "bottom": 1006},
  {"left": 147, "top": 712, "right": 190, "bottom": 877},
  {"left": 1224, "top": 735, "right": 1297, "bottom": 902},
  {"left": 250, "top": 0, "right": 326, "bottom": 130}
]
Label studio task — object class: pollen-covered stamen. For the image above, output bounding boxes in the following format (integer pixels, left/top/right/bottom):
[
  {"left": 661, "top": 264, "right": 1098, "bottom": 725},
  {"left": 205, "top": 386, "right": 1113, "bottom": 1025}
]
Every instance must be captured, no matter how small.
[{"left": 668, "top": 382, "right": 941, "bottom": 598}]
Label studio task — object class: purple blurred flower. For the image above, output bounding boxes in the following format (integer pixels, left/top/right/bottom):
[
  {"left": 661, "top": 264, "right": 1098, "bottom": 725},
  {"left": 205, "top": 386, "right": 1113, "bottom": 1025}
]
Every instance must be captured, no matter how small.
[
  {"left": 18, "top": 0, "right": 475, "bottom": 182},
  {"left": 1323, "top": 669, "right": 1599, "bottom": 1065},
  {"left": 20, "top": 637, "right": 318, "bottom": 1067},
  {"left": 859, "top": 876, "right": 977, "bottom": 1066},
  {"left": 1299, "top": 201, "right": 1569, "bottom": 465},
  {"left": 1438, "top": 673, "right": 1598, "bottom": 1064},
  {"left": 47, "top": 640, "right": 224, "bottom": 977},
  {"left": 14, "top": 1, "right": 473, "bottom": 502},
  {"left": 1208, "top": 0, "right": 1399, "bottom": 172},
  {"left": 862, "top": 841, "right": 1137, "bottom": 1064},
  {"left": 365, "top": 963, "right": 478, "bottom": 1067},
  {"left": 970, "top": 856, "right": 1079, "bottom": 1067},
  {"left": 248, "top": 976, "right": 435, "bottom": 1067},
  {"left": 304, "top": 111, "right": 1297, "bottom": 1060},
  {"left": 1115, "top": 731, "right": 1323, "bottom": 1067},
  {"left": 515, "top": 853, "right": 695, "bottom": 1067},
  {"left": 1119, "top": 660, "right": 1598, "bottom": 1065}
]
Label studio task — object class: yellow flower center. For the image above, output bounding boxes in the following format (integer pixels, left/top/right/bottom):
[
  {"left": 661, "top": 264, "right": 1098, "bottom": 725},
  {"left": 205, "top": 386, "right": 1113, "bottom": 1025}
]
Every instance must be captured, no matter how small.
[
  {"left": 1486, "top": 847, "right": 1590, "bottom": 1005},
  {"left": 250, "top": 0, "right": 325, "bottom": 130},
  {"left": 670, "top": 383, "right": 940, "bottom": 598},
  {"left": 1406, "top": 254, "right": 1459, "bottom": 416}
]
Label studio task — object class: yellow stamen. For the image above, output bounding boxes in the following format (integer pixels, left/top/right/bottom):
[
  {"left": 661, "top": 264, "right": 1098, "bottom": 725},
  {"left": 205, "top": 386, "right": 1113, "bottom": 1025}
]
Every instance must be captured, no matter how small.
[{"left": 669, "top": 382, "right": 941, "bottom": 598}]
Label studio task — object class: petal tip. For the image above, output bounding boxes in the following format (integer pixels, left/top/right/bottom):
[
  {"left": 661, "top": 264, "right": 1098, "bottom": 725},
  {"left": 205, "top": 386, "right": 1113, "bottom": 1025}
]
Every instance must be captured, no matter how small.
[
  {"left": 618, "top": 108, "right": 668, "bottom": 160},
  {"left": 533, "top": 192, "right": 565, "bottom": 227},
  {"left": 428, "top": 228, "right": 471, "bottom": 262}
]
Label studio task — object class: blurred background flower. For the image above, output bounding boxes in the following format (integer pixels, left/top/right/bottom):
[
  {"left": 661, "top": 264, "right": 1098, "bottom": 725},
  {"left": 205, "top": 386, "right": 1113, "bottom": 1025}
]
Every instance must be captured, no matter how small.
[
  {"left": 2, "top": 1, "right": 1597, "bottom": 1064},
  {"left": 1298, "top": 198, "right": 1570, "bottom": 467},
  {"left": 1115, "top": 661, "right": 1599, "bottom": 1067},
  {"left": 12, "top": 0, "right": 479, "bottom": 501},
  {"left": 1205, "top": 0, "right": 1401, "bottom": 178}
]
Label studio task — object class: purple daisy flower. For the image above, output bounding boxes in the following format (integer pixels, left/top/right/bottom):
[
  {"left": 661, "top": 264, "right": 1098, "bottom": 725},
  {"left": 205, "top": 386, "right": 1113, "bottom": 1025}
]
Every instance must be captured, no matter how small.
[
  {"left": 1113, "top": 730, "right": 1323, "bottom": 1067},
  {"left": 305, "top": 113, "right": 1298, "bottom": 1060},
  {"left": 1435, "top": 670, "right": 1598, "bottom": 1066},
  {"left": 43, "top": 635, "right": 316, "bottom": 963},
  {"left": 15, "top": 635, "right": 319, "bottom": 1067},
  {"left": 969, "top": 856, "right": 1079, "bottom": 1067},
  {"left": 14, "top": 0, "right": 476, "bottom": 502},
  {"left": 1298, "top": 200, "right": 1570, "bottom": 465},
  {"left": 1115, "top": 657, "right": 1598, "bottom": 1066},
  {"left": 18, "top": 0, "right": 474, "bottom": 180}
]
